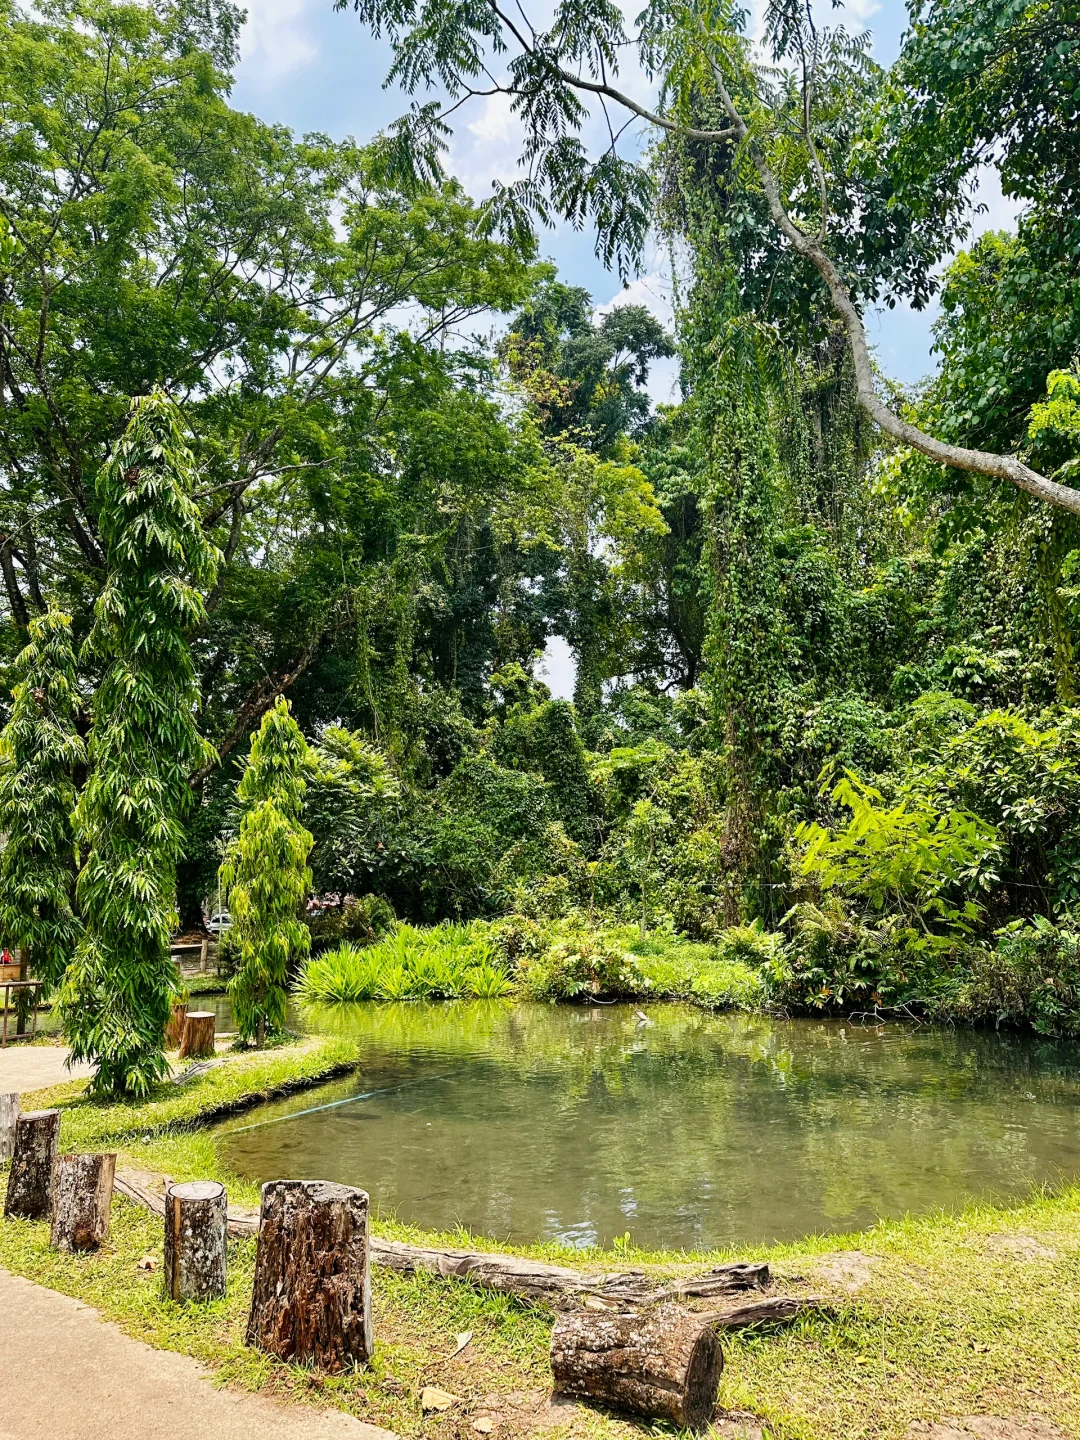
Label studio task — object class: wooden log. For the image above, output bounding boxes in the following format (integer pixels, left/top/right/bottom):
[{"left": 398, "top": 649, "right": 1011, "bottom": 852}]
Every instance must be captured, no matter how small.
[
  {"left": 179, "top": 1011, "right": 215, "bottom": 1060},
  {"left": 550, "top": 1305, "right": 723, "bottom": 1432},
  {"left": 4, "top": 1109, "right": 60, "bottom": 1219},
  {"left": 50, "top": 1152, "right": 116, "bottom": 1252},
  {"left": 674, "top": 1262, "right": 771, "bottom": 1298},
  {"left": 246, "top": 1179, "right": 373, "bottom": 1371},
  {"left": 164, "top": 1180, "right": 228, "bottom": 1302},
  {"left": 165, "top": 1001, "right": 188, "bottom": 1050},
  {"left": 0, "top": 1092, "right": 21, "bottom": 1164},
  {"left": 707, "top": 1295, "right": 825, "bottom": 1330}
]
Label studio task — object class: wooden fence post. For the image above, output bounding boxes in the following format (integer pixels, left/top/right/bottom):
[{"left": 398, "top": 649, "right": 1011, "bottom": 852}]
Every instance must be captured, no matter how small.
[
  {"left": 246, "top": 1179, "right": 373, "bottom": 1371},
  {"left": 4, "top": 1109, "right": 60, "bottom": 1219},
  {"left": 50, "top": 1153, "right": 116, "bottom": 1251},
  {"left": 178, "top": 1012, "right": 215, "bottom": 1060},
  {"left": 164, "top": 1181, "right": 228, "bottom": 1302},
  {"left": 0, "top": 1092, "right": 21, "bottom": 1164}
]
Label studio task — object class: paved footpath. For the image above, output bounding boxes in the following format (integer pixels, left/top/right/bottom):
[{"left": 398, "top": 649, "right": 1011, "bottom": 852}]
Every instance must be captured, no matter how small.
[
  {"left": 0, "top": 1043, "right": 93, "bottom": 1094},
  {"left": 0, "top": 1269, "right": 397, "bottom": 1440}
]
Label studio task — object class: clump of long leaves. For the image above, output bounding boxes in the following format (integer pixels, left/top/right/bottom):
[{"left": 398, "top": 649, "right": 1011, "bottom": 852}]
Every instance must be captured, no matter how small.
[{"left": 298, "top": 922, "right": 513, "bottom": 1003}]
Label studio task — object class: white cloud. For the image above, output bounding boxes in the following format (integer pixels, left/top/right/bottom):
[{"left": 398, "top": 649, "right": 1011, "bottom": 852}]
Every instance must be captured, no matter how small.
[
  {"left": 240, "top": 0, "right": 318, "bottom": 83},
  {"left": 467, "top": 91, "right": 516, "bottom": 145}
]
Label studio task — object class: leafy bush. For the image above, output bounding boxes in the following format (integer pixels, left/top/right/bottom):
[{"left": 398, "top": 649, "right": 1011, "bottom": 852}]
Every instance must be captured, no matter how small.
[
  {"left": 297, "top": 921, "right": 513, "bottom": 1003},
  {"left": 954, "top": 916, "right": 1080, "bottom": 1037},
  {"left": 307, "top": 894, "right": 396, "bottom": 951}
]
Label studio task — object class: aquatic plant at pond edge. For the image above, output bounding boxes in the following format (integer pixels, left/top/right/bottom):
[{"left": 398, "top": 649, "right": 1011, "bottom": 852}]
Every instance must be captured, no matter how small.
[{"left": 297, "top": 923, "right": 514, "bottom": 1003}]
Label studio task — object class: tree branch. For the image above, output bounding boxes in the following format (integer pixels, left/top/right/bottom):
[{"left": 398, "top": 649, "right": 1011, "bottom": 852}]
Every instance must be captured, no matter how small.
[{"left": 704, "top": 57, "right": 1080, "bottom": 517}]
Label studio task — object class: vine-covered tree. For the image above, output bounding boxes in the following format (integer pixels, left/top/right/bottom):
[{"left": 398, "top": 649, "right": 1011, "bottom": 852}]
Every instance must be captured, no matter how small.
[
  {"left": 336, "top": 0, "right": 1080, "bottom": 516},
  {"left": 0, "top": 608, "right": 85, "bottom": 992},
  {"left": 58, "top": 392, "right": 219, "bottom": 1097},
  {"left": 220, "top": 697, "right": 314, "bottom": 1046}
]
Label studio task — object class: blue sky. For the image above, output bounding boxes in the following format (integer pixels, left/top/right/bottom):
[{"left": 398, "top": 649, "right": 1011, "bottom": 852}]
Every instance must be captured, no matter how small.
[{"left": 230, "top": 0, "right": 1016, "bottom": 697}]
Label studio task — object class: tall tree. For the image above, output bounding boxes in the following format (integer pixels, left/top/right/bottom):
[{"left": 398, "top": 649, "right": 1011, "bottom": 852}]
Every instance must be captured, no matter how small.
[
  {"left": 219, "top": 697, "right": 313, "bottom": 1046},
  {"left": 58, "top": 391, "right": 219, "bottom": 1096},
  {"left": 336, "top": 0, "right": 1080, "bottom": 515},
  {"left": 0, "top": 607, "right": 84, "bottom": 990}
]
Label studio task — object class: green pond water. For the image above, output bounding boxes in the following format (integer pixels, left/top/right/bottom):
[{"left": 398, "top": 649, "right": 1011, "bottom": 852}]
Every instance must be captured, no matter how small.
[{"left": 218, "top": 1001, "right": 1080, "bottom": 1252}]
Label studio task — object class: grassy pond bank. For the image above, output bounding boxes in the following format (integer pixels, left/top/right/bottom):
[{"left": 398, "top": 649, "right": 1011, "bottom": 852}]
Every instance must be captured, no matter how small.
[{"left": 2, "top": 1000, "right": 1080, "bottom": 1439}]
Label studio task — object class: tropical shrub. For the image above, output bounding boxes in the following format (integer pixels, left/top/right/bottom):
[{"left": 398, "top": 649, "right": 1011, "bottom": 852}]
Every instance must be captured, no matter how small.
[
  {"left": 954, "top": 917, "right": 1080, "bottom": 1038},
  {"left": 220, "top": 698, "right": 314, "bottom": 1044},
  {"left": 59, "top": 392, "right": 219, "bottom": 1097},
  {"left": 298, "top": 922, "right": 512, "bottom": 1002},
  {"left": 0, "top": 608, "right": 84, "bottom": 993},
  {"left": 308, "top": 894, "right": 397, "bottom": 951}
]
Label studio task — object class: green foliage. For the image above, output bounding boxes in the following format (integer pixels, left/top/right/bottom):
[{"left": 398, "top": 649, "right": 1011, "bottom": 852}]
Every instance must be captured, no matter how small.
[
  {"left": 797, "top": 771, "right": 998, "bottom": 954},
  {"left": 58, "top": 392, "right": 219, "bottom": 1097},
  {"left": 0, "top": 609, "right": 84, "bottom": 991},
  {"left": 297, "top": 922, "right": 512, "bottom": 1002},
  {"left": 956, "top": 916, "right": 1080, "bottom": 1038},
  {"left": 307, "top": 894, "right": 397, "bottom": 951},
  {"left": 220, "top": 698, "right": 314, "bottom": 1044}
]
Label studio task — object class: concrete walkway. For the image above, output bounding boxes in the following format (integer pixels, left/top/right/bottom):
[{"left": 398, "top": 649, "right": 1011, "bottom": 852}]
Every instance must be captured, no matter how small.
[
  {"left": 0, "top": 1044, "right": 93, "bottom": 1095},
  {"left": 0, "top": 1269, "right": 397, "bottom": 1440}
]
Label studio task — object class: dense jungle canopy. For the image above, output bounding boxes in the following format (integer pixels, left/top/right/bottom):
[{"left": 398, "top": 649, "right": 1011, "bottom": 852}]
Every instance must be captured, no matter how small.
[{"left": 2, "top": 0, "right": 1080, "bottom": 1073}]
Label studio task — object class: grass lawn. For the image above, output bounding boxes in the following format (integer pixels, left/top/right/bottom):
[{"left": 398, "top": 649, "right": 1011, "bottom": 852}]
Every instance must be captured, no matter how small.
[{"left": 1, "top": 1034, "right": 1079, "bottom": 1439}]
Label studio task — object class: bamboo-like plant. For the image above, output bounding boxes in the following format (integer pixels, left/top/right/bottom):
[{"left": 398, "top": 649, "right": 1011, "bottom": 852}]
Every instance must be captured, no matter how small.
[
  {"left": 220, "top": 697, "right": 313, "bottom": 1045},
  {"left": 0, "top": 608, "right": 85, "bottom": 992},
  {"left": 58, "top": 391, "right": 219, "bottom": 1096}
]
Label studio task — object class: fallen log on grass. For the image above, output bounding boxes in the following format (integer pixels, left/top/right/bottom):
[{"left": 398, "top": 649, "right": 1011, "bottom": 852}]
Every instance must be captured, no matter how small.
[
  {"left": 113, "top": 1169, "right": 819, "bottom": 1329},
  {"left": 551, "top": 1304, "right": 724, "bottom": 1432}
]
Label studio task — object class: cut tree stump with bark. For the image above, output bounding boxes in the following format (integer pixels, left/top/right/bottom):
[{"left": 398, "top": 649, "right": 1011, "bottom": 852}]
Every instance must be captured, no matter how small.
[
  {"left": 178, "top": 1012, "right": 215, "bottom": 1060},
  {"left": 0, "top": 1092, "right": 21, "bottom": 1164},
  {"left": 165, "top": 1001, "right": 188, "bottom": 1050},
  {"left": 4, "top": 1108, "right": 60, "bottom": 1219},
  {"left": 550, "top": 1304, "right": 724, "bottom": 1432},
  {"left": 247, "top": 1179, "right": 373, "bottom": 1371},
  {"left": 164, "top": 1180, "right": 228, "bottom": 1302},
  {"left": 50, "top": 1152, "right": 116, "bottom": 1252}
]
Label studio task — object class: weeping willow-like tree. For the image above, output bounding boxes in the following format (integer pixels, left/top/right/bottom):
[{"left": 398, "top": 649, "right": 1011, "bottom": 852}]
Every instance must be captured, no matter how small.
[
  {"left": 58, "top": 391, "right": 219, "bottom": 1096},
  {"left": 0, "top": 608, "right": 85, "bottom": 992},
  {"left": 220, "top": 697, "right": 313, "bottom": 1046}
]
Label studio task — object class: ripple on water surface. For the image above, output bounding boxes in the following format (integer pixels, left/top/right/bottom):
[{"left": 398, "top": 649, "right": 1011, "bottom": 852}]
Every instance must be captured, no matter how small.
[{"left": 218, "top": 1002, "right": 1080, "bottom": 1251}]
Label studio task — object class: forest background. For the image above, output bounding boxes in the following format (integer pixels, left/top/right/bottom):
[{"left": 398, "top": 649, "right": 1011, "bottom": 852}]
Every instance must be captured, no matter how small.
[{"left": 2, "top": 0, "right": 1080, "bottom": 1062}]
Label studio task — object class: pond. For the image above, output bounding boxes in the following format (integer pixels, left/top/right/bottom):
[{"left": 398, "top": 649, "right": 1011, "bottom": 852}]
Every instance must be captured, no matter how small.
[{"left": 219, "top": 1001, "right": 1080, "bottom": 1252}]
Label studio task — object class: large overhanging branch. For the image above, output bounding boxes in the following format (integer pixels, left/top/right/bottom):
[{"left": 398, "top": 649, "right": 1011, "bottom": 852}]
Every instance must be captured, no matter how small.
[
  {"left": 702, "top": 60, "right": 1080, "bottom": 518},
  {"left": 468, "top": 2, "right": 1080, "bottom": 518}
]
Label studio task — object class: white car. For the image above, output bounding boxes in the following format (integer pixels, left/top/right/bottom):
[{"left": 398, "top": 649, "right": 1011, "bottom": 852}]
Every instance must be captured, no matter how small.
[{"left": 205, "top": 911, "right": 232, "bottom": 935}]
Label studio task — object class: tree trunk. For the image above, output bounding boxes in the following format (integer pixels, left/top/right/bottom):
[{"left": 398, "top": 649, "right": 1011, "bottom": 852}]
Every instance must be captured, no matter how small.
[
  {"left": 550, "top": 1305, "right": 724, "bottom": 1432},
  {"left": 179, "top": 1012, "right": 215, "bottom": 1060},
  {"left": 0, "top": 1092, "right": 21, "bottom": 1164},
  {"left": 164, "top": 1180, "right": 228, "bottom": 1302},
  {"left": 165, "top": 1001, "right": 188, "bottom": 1050},
  {"left": 4, "top": 1109, "right": 60, "bottom": 1219},
  {"left": 50, "top": 1152, "right": 116, "bottom": 1251},
  {"left": 246, "top": 1179, "right": 373, "bottom": 1371}
]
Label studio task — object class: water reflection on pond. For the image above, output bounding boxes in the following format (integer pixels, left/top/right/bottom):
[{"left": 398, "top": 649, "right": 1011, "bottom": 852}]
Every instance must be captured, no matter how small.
[{"left": 218, "top": 1001, "right": 1080, "bottom": 1251}]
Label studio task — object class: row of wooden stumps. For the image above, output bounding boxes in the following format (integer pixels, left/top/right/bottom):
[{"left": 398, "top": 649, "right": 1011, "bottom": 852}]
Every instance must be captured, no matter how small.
[{"left": 1, "top": 1096, "right": 723, "bottom": 1431}]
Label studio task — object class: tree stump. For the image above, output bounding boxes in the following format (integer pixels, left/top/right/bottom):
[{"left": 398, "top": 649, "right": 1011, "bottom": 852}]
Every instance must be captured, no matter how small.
[
  {"left": 178, "top": 1011, "right": 215, "bottom": 1060},
  {"left": 0, "top": 1092, "right": 21, "bottom": 1164},
  {"left": 550, "top": 1305, "right": 724, "bottom": 1432},
  {"left": 165, "top": 1001, "right": 188, "bottom": 1050},
  {"left": 246, "top": 1179, "right": 373, "bottom": 1371},
  {"left": 4, "top": 1109, "right": 60, "bottom": 1219},
  {"left": 164, "top": 1180, "right": 228, "bottom": 1302},
  {"left": 50, "top": 1152, "right": 116, "bottom": 1251}
]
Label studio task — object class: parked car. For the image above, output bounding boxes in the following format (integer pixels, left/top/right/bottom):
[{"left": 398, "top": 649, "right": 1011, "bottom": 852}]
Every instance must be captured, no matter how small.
[{"left": 205, "top": 910, "right": 232, "bottom": 935}]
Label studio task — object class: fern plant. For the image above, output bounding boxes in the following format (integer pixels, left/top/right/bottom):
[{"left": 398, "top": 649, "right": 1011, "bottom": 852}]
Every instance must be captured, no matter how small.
[
  {"left": 0, "top": 608, "right": 85, "bottom": 993},
  {"left": 58, "top": 391, "right": 220, "bottom": 1096},
  {"left": 220, "top": 697, "right": 313, "bottom": 1044}
]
